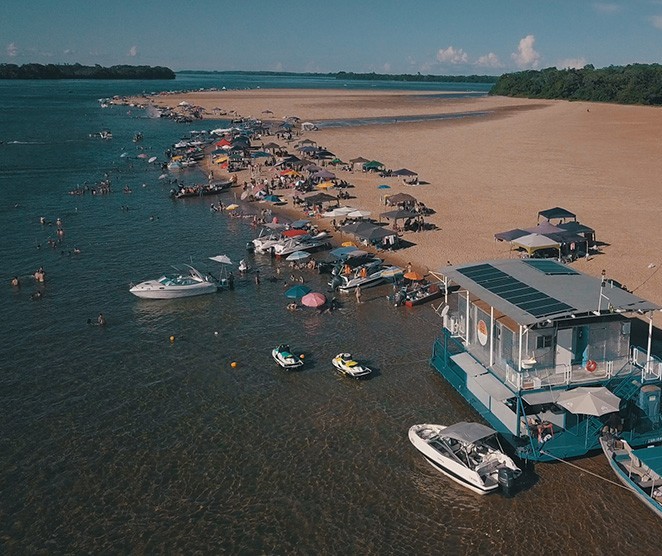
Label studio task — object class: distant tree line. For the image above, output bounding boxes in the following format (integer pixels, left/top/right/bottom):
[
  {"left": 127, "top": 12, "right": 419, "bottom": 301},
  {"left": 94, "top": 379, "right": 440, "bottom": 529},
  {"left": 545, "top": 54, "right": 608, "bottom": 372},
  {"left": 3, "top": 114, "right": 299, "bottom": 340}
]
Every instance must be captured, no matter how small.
[
  {"left": 178, "top": 69, "right": 498, "bottom": 84},
  {"left": 0, "top": 63, "right": 175, "bottom": 80},
  {"left": 490, "top": 64, "right": 662, "bottom": 105}
]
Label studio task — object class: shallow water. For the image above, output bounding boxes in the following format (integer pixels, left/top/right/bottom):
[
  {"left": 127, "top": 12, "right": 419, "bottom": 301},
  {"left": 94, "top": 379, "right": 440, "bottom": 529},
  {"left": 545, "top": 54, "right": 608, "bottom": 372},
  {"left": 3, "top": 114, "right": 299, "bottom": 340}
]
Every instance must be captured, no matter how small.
[{"left": 1, "top": 76, "right": 661, "bottom": 553}]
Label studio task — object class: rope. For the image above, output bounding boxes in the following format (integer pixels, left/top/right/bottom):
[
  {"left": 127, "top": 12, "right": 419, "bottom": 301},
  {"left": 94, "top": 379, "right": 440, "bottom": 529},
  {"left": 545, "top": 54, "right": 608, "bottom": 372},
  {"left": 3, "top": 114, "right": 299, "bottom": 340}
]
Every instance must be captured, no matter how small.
[
  {"left": 631, "top": 265, "right": 660, "bottom": 293},
  {"left": 540, "top": 449, "right": 632, "bottom": 491}
]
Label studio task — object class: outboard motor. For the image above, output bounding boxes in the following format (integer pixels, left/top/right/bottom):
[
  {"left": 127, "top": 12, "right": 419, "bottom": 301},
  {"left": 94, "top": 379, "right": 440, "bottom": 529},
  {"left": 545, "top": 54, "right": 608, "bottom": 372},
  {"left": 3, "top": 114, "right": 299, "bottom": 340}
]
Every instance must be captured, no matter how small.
[{"left": 498, "top": 468, "right": 515, "bottom": 496}]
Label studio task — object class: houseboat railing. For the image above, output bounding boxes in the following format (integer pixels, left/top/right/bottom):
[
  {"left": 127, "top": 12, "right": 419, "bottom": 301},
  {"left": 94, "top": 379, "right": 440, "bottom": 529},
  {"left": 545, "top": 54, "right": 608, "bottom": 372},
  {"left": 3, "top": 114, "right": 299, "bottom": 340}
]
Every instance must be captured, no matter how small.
[{"left": 631, "top": 346, "right": 662, "bottom": 381}]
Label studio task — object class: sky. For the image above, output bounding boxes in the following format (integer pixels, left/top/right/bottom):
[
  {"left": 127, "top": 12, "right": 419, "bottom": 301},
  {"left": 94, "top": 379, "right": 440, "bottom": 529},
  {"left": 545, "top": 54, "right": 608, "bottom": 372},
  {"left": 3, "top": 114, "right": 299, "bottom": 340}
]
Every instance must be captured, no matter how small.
[{"left": 3, "top": 1, "right": 662, "bottom": 75}]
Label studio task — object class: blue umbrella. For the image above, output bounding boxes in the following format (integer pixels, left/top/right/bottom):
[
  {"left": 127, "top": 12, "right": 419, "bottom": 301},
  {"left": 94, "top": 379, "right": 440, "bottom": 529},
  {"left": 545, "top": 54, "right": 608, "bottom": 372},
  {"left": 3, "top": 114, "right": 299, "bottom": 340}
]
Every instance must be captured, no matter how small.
[
  {"left": 285, "top": 284, "right": 311, "bottom": 299},
  {"left": 286, "top": 250, "right": 311, "bottom": 262},
  {"left": 330, "top": 246, "right": 360, "bottom": 258},
  {"left": 377, "top": 184, "right": 391, "bottom": 189},
  {"left": 263, "top": 195, "right": 282, "bottom": 202}
]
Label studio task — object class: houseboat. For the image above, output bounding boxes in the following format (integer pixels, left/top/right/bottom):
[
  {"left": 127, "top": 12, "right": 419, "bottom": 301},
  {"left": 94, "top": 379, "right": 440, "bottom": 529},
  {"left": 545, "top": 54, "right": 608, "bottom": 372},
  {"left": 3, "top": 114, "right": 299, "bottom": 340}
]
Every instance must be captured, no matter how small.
[{"left": 429, "top": 259, "right": 662, "bottom": 462}]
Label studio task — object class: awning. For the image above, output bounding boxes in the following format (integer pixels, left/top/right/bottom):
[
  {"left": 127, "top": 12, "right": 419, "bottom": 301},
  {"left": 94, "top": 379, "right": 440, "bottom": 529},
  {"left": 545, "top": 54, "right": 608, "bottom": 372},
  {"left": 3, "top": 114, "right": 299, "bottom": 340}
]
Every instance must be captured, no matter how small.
[
  {"left": 473, "top": 372, "right": 515, "bottom": 402},
  {"left": 631, "top": 445, "right": 662, "bottom": 476},
  {"left": 450, "top": 352, "right": 488, "bottom": 377},
  {"left": 522, "top": 391, "right": 560, "bottom": 406}
]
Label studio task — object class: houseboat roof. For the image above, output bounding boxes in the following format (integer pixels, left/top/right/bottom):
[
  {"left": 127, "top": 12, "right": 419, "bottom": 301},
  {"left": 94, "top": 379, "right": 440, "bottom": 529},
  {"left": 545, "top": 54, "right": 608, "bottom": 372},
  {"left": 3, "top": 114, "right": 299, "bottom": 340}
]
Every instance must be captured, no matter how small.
[{"left": 436, "top": 259, "right": 660, "bottom": 326}]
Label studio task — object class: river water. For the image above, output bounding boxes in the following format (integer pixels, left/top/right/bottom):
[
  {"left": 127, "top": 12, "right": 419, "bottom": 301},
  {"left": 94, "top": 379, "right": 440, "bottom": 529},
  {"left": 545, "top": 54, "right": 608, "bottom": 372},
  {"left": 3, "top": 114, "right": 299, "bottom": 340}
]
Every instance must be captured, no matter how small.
[{"left": 0, "top": 74, "right": 659, "bottom": 554}]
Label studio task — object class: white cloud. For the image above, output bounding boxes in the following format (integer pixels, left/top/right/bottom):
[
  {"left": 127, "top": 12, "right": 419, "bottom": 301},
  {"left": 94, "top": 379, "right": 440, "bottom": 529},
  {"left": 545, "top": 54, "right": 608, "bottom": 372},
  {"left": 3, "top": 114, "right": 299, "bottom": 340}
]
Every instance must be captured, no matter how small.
[
  {"left": 436, "top": 46, "right": 468, "bottom": 65},
  {"left": 128, "top": 45, "right": 138, "bottom": 57},
  {"left": 556, "top": 57, "right": 588, "bottom": 69},
  {"left": 6, "top": 42, "right": 17, "bottom": 57},
  {"left": 511, "top": 35, "right": 540, "bottom": 68},
  {"left": 383, "top": 62, "right": 391, "bottom": 73},
  {"left": 273, "top": 62, "right": 284, "bottom": 71},
  {"left": 650, "top": 15, "right": 662, "bottom": 29},
  {"left": 592, "top": 3, "right": 620, "bottom": 14},
  {"left": 475, "top": 52, "right": 502, "bottom": 68},
  {"left": 64, "top": 49, "right": 75, "bottom": 56}
]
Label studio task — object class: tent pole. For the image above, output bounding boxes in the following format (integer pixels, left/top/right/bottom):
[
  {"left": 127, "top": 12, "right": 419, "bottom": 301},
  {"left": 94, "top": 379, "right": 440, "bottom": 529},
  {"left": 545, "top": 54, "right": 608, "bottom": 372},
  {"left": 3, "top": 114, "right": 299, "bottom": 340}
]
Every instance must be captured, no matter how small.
[{"left": 489, "top": 306, "right": 494, "bottom": 367}]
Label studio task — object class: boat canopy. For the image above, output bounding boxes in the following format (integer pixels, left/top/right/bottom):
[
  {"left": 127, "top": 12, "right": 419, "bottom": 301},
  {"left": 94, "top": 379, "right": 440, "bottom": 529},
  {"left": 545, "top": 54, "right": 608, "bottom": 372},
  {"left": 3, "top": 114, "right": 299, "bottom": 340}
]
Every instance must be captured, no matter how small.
[
  {"left": 441, "top": 422, "right": 497, "bottom": 444},
  {"left": 631, "top": 446, "right": 662, "bottom": 476}
]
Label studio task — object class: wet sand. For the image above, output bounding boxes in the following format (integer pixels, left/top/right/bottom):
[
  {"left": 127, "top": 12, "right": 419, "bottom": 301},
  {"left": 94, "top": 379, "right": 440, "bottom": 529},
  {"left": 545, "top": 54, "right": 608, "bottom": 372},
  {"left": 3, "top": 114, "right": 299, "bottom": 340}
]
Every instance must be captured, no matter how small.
[{"left": 135, "top": 89, "right": 662, "bottom": 307}]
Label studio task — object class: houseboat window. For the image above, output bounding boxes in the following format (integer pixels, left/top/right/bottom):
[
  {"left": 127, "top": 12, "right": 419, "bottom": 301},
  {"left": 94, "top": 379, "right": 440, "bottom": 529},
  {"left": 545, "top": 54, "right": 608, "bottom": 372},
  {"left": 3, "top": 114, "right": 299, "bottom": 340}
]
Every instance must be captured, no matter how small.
[{"left": 536, "top": 335, "right": 553, "bottom": 349}]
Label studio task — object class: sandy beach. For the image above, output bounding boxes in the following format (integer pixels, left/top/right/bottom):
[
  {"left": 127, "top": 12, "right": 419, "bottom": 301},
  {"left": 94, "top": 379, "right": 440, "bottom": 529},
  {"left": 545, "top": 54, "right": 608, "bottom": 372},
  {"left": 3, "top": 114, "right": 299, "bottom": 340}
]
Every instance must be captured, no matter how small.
[{"left": 133, "top": 89, "right": 662, "bottom": 307}]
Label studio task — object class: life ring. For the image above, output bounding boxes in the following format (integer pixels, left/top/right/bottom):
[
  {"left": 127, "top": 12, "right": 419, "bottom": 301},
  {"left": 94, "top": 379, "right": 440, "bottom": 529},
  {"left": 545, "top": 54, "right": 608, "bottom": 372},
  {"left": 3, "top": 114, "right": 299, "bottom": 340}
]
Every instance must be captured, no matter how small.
[{"left": 586, "top": 360, "right": 597, "bottom": 372}]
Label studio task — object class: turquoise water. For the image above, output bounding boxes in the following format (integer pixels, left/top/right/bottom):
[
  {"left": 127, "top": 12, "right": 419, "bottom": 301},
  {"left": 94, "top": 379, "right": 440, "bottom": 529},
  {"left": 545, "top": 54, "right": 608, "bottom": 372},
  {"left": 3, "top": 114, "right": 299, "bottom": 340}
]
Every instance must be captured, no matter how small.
[{"left": 1, "top": 75, "right": 659, "bottom": 553}]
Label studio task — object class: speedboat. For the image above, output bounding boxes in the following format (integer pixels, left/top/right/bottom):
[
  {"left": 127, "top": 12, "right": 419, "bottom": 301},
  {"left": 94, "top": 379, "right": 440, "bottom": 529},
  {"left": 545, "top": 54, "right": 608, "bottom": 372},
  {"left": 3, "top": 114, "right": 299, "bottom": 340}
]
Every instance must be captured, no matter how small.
[
  {"left": 271, "top": 232, "right": 330, "bottom": 257},
  {"left": 272, "top": 345, "right": 304, "bottom": 369},
  {"left": 329, "top": 260, "right": 386, "bottom": 292},
  {"left": 599, "top": 434, "right": 662, "bottom": 519},
  {"left": 332, "top": 353, "right": 372, "bottom": 379},
  {"left": 129, "top": 265, "right": 218, "bottom": 299},
  {"left": 408, "top": 422, "right": 521, "bottom": 495}
]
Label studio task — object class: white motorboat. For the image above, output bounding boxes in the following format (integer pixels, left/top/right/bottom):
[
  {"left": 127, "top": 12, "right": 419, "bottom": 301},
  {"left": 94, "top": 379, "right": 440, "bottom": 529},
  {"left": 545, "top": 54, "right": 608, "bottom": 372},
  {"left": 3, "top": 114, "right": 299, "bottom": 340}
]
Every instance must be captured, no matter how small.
[
  {"left": 248, "top": 228, "right": 283, "bottom": 254},
  {"left": 408, "top": 422, "right": 521, "bottom": 495},
  {"left": 330, "top": 259, "right": 386, "bottom": 292},
  {"left": 129, "top": 265, "right": 218, "bottom": 299},
  {"left": 272, "top": 232, "right": 330, "bottom": 257},
  {"left": 599, "top": 434, "right": 662, "bottom": 519},
  {"left": 331, "top": 353, "right": 372, "bottom": 379},
  {"left": 272, "top": 345, "right": 304, "bottom": 369}
]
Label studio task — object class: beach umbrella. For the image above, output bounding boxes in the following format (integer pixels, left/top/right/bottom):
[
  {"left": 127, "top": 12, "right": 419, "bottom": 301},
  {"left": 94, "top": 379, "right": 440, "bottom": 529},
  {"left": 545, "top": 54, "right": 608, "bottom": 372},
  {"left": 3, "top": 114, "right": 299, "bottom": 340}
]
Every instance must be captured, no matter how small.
[
  {"left": 301, "top": 292, "right": 326, "bottom": 308},
  {"left": 329, "top": 158, "right": 344, "bottom": 165},
  {"left": 263, "top": 195, "right": 282, "bottom": 203},
  {"left": 556, "top": 387, "right": 620, "bottom": 417},
  {"left": 285, "top": 284, "right": 312, "bottom": 299},
  {"left": 316, "top": 181, "right": 335, "bottom": 190},
  {"left": 380, "top": 209, "right": 418, "bottom": 220},
  {"left": 404, "top": 271, "right": 424, "bottom": 281},
  {"left": 251, "top": 151, "right": 271, "bottom": 158},
  {"left": 291, "top": 220, "right": 310, "bottom": 229},
  {"left": 391, "top": 168, "right": 418, "bottom": 177},
  {"left": 209, "top": 255, "right": 234, "bottom": 265},
  {"left": 240, "top": 191, "right": 250, "bottom": 200},
  {"left": 377, "top": 184, "right": 391, "bottom": 189},
  {"left": 286, "top": 251, "right": 311, "bottom": 262},
  {"left": 226, "top": 204, "right": 240, "bottom": 211},
  {"left": 330, "top": 246, "right": 360, "bottom": 258},
  {"left": 314, "top": 169, "right": 336, "bottom": 180},
  {"left": 341, "top": 241, "right": 357, "bottom": 247},
  {"left": 304, "top": 164, "right": 323, "bottom": 172}
]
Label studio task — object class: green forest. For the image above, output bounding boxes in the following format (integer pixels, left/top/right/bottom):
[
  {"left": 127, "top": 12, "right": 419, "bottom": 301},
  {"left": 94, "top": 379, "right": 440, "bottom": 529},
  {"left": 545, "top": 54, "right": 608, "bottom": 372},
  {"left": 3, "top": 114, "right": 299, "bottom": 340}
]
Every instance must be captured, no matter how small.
[
  {"left": 490, "top": 64, "right": 662, "bottom": 105},
  {"left": 179, "top": 69, "right": 497, "bottom": 84},
  {"left": 0, "top": 63, "right": 175, "bottom": 80}
]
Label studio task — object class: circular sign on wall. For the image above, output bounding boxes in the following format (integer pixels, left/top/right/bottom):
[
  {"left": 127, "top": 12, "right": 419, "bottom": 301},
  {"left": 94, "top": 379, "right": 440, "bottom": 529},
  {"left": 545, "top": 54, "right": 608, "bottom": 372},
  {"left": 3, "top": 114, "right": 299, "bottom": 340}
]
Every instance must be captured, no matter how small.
[{"left": 477, "top": 319, "right": 489, "bottom": 346}]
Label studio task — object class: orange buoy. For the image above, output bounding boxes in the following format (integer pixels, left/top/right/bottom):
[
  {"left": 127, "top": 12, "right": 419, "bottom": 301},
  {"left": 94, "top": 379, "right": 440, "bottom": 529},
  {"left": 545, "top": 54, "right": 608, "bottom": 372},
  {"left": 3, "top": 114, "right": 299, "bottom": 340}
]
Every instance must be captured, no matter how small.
[
  {"left": 231, "top": 361, "right": 237, "bottom": 368},
  {"left": 586, "top": 360, "right": 597, "bottom": 372}
]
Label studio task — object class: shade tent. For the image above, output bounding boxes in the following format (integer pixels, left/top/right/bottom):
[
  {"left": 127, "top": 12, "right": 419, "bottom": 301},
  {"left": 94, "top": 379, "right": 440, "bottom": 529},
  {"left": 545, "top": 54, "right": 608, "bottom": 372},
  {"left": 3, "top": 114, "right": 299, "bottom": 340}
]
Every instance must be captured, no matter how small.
[
  {"left": 363, "top": 160, "right": 384, "bottom": 170},
  {"left": 304, "top": 193, "right": 338, "bottom": 205},
  {"left": 313, "top": 169, "right": 336, "bottom": 180},
  {"left": 353, "top": 225, "right": 394, "bottom": 243},
  {"left": 347, "top": 210, "right": 372, "bottom": 219},
  {"left": 511, "top": 233, "right": 560, "bottom": 255},
  {"left": 380, "top": 209, "right": 419, "bottom": 220},
  {"left": 391, "top": 168, "right": 418, "bottom": 177},
  {"left": 386, "top": 193, "right": 417, "bottom": 205},
  {"left": 558, "top": 221, "right": 595, "bottom": 235},
  {"left": 349, "top": 157, "right": 369, "bottom": 164},
  {"left": 538, "top": 207, "right": 577, "bottom": 222},
  {"left": 494, "top": 228, "right": 529, "bottom": 242},
  {"left": 523, "top": 222, "right": 564, "bottom": 235}
]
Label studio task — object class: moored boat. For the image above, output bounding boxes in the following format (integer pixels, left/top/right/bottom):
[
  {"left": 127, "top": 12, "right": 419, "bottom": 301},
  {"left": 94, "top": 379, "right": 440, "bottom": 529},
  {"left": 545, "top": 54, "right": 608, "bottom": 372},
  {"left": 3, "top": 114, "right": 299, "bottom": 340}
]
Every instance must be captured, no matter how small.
[
  {"left": 409, "top": 422, "right": 521, "bottom": 495},
  {"left": 129, "top": 265, "right": 218, "bottom": 299},
  {"left": 403, "top": 281, "right": 445, "bottom": 307},
  {"left": 170, "top": 180, "right": 233, "bottom": 199},
  {"left": 599, "top": 434, "right": 662, "bottom": 519}
]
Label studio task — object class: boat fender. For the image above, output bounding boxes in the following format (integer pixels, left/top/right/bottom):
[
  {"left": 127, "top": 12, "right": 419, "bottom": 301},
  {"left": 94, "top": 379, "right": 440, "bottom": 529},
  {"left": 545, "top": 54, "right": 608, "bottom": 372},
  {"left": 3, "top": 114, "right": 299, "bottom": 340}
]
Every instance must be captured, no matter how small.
[{"left": 586, "top": 360, "right": 597, "bottom": 372}]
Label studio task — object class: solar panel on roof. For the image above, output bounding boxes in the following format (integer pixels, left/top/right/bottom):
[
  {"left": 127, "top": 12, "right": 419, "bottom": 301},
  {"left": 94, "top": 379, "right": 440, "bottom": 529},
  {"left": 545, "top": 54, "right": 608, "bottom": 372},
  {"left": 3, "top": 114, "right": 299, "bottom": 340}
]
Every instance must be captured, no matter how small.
[
  {"left": 457, "top": 263, "right": 576, "bottom": 319},
  {"left": 523, "top": 259, "right": 579, "bottom": 275}
]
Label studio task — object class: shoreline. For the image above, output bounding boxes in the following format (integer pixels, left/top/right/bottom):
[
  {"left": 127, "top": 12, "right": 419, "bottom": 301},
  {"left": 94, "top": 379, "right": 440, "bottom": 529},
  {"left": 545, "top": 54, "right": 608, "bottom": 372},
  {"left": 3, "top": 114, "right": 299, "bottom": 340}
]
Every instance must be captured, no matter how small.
[{"left": 133, "top": 88, "right": 662, "bottom": 307}]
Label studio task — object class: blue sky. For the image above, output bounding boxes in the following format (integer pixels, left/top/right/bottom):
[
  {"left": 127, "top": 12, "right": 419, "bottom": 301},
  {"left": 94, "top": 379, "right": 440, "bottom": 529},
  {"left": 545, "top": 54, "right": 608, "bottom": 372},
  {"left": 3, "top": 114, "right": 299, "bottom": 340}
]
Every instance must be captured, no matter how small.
[{"left": 3, "top": 1, "right": 662, "bottom": 74}]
